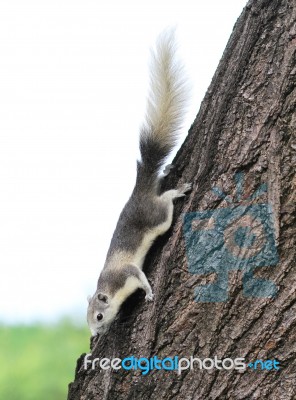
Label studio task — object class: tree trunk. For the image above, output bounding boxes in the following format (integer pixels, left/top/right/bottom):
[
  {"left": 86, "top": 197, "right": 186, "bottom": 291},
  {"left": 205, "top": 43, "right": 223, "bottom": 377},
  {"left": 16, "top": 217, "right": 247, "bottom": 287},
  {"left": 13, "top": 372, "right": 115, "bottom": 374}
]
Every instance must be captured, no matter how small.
[{"left": 68, "top": 0, "right": 296, "bottom": 398}]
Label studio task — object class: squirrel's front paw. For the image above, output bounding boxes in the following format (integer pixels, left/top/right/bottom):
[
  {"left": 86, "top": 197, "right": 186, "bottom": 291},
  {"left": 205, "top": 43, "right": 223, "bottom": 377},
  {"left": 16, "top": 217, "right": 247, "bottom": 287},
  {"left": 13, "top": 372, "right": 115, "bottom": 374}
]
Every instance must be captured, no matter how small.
[{"left": 145, "top": 293, "right": 154, "bottom": 301}]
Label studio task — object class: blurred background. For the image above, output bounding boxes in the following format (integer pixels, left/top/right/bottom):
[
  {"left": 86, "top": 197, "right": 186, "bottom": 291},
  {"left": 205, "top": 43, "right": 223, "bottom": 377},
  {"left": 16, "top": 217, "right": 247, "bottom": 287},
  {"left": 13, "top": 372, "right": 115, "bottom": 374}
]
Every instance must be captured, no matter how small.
[{"left": 0, "top": 0, "right": 247, "bottom": 398}]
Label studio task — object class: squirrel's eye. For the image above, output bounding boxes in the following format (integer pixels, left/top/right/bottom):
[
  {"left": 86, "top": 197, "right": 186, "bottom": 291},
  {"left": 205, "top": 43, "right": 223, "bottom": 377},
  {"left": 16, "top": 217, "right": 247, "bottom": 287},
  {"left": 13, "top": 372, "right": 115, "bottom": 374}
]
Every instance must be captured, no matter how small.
[{"left": 97, "top": 313, "right": 103, "bottom": 321}]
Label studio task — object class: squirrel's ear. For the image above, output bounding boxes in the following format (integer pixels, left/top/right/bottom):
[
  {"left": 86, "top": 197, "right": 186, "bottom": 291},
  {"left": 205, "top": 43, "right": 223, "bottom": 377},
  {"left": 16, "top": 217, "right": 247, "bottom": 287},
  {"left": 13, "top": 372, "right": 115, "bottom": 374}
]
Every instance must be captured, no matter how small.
[
  {"left": 98, "top": 293, "right": 108, "bottom": 304},
  {"left": 87, "top": 295, "right": 92, "bottom": 304}
]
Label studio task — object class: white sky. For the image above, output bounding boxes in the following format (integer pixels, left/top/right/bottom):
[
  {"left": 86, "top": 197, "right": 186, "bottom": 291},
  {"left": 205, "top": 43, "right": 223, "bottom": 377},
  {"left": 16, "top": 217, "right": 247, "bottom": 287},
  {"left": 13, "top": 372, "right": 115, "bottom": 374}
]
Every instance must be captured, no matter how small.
[{"left": 0, "top": 0, "right": 247, "bottom": 324}]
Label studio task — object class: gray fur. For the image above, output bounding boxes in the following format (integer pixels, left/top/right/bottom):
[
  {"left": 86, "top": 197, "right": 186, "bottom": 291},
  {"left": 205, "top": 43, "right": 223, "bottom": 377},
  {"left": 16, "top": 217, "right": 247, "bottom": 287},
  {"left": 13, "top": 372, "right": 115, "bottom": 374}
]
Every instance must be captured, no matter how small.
[
  {"left": 87, "top": 30, "right": 190, "bottom": 336},
  {"left": 106, "top": 192, "right": 168, "bottom": 257},
  {"left": 98, "top": 264, "right": 143, "bottom": 296}
]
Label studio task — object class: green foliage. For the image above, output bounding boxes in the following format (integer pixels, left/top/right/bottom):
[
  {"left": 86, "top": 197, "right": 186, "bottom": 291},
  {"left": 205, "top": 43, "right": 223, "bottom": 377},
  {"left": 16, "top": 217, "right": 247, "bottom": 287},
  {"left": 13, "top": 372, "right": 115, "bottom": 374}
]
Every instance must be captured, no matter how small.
[{"left": 0, "top": 320, "right": 89, "bottom": 400}]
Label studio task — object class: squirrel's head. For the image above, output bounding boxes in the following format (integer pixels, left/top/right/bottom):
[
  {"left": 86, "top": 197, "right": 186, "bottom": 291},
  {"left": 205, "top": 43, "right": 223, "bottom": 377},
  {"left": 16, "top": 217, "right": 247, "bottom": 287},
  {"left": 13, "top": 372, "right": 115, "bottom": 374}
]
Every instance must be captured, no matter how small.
[{"left": 87, "top": 292, "right": 118, "bottom": 336}]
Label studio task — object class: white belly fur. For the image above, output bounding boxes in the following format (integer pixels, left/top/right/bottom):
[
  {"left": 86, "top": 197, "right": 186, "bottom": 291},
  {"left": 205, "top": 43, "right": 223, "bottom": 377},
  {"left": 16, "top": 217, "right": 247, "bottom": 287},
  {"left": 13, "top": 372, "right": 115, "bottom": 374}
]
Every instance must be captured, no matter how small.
[
  {"left": 106, "top": 200, "right": 173, "bottom": 271},
  {"left": 112, "top": 276, "right": 141, "bottom": 307},
  {"left": 133, "top": 201, "right": 173, "bottom": 267}
]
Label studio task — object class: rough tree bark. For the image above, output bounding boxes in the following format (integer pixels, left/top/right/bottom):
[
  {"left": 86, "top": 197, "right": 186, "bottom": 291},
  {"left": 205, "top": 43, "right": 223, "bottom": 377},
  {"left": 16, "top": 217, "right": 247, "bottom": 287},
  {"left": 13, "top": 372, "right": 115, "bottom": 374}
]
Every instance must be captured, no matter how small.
[{"left": 68, "top": 0, "right": 296, "bottom": 398}]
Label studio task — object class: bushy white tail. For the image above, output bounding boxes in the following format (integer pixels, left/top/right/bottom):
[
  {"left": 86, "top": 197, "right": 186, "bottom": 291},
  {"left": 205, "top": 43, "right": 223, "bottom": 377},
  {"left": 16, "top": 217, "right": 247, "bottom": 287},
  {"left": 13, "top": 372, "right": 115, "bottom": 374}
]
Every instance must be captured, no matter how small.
[
  {"left": 141, "top": 30, "right": 188, "bottom": 159},
  {"left": 136, "top": 30, "right": 189, "bottom": 193}
]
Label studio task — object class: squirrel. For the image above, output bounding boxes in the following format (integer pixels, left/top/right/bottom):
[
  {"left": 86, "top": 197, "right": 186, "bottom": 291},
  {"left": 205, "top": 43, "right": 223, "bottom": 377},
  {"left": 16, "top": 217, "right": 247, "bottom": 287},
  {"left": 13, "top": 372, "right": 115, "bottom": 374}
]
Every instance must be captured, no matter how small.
[{"left": 87, "top": 30, "right": 191, "bottom": 336}]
